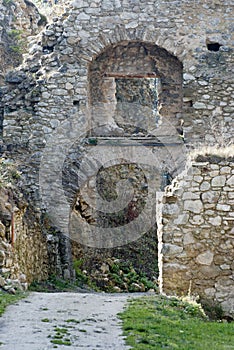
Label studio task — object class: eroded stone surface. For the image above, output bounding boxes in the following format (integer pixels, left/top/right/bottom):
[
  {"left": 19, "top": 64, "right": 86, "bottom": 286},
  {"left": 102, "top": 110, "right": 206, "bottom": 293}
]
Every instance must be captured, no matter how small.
[
  {"left": 0, "top": 0, "right": 233, "bottom": 316},
  {"left": 158, "top": 159, "right": 234, "bottom": 317}
]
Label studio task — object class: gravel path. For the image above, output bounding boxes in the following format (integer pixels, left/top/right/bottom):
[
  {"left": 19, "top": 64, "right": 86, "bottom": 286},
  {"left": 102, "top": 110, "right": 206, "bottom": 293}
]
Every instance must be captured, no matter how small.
[{"left": 0, "top": 292, "right": 134, "bottom": 350}]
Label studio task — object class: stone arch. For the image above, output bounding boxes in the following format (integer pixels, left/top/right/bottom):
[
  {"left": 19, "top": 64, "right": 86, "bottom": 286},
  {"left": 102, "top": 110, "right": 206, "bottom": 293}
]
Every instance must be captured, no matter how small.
[
  {"left": 87, "top": 40, "right": 183, "bottom": 134},
  {"left": 66, "top": 39, "right": 185, "bottom": 290},
  {"left": 77, "top": 24, "right": 185, "bottom": 66}
]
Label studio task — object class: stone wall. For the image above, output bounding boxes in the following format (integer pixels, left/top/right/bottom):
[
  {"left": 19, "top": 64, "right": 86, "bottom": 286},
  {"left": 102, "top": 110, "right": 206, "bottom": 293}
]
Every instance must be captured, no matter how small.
[
  {"left": 4, "top": 0, "right": 232, "bottom": 210},
  {"left": 89, "top": 41, "right": 182, "bottom": 131},
  {"left": 115, "top": 78, "right": 158, "bottom": 135},
  {"left": 0, "top": 0, "right": 233, "bottom": 311},
  {"left": 157, "top": 156, "right": 234, "bottom": 317},
  {"left": 69, "top": 161, "right": 159, "bottom": 284},
  {"left": 1, "top": 0, "right": 233, "bottom": 158},
  {"left": 0, "top": 0, "right": 46, "bottom": 84},
  {"left": 0, "top": 186, "right": 48, "bottom": 292}
]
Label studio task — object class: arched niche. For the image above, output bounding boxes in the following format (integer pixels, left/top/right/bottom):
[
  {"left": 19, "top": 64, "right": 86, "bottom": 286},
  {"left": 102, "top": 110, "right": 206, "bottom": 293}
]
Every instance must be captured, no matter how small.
[{"left": 88, "top": 41, "right": 183, "bottom": 136}]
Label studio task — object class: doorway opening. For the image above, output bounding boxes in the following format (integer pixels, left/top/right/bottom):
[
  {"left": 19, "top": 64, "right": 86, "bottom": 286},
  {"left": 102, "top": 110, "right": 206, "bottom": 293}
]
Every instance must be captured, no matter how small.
[{"left": 68, "top": 41, "right": 183, "bottom": 292}]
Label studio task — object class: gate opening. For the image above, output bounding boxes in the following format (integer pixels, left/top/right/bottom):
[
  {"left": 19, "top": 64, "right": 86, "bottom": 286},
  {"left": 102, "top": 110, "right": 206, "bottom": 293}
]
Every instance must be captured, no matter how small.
[{"left": 68, "top": 41, "right": 183, "bottom": 292}]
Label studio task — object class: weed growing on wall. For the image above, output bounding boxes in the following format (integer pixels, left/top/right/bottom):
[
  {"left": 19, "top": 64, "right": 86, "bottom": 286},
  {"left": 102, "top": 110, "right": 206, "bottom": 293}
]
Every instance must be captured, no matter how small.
[
  {"left": 2, "top": 0, "right": 13, "bottom": 6},
  {"left": 0, "top": 158, "right": 20, "bottom": 188},
  {"left": 8, "top": 29, "right": 26, "bottom": 54},
  {"left": 189, "top": 144, "right": 234, "bottom": 162}
]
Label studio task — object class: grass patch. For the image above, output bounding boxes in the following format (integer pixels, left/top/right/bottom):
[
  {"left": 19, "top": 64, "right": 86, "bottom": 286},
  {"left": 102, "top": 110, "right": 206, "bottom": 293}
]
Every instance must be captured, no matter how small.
[
  {"left": 65, "top": 319, "right": 80, "bottom": 324},
  {"left": 49, "top": 324, "right": 73, "bottom": 346},
  {"left": 0, "top": 291, "right": 26, "bottom": 316},
  {"left": 73, "top": 259, "right": 99, "bottom": 291},
  {"left": 78, "top": 328, "right": 87, "bottom": 333},
  {"left": 50, "top": 339, "right": 71, "bottom": 346},
  {"left": 29, "top": 275, "right": 81, "bottom": 292},
  {"left": 190, "top": 144, "right": 234, "bottom": 162},
  {"left": 54, "top": 327, "right": 69, "bottom": 334},
  {"left": 29, "top": 272, "right": 98, "bottom": 293},
  {"left": 119, "top": 295, "right": 234, "bottom": 350}
]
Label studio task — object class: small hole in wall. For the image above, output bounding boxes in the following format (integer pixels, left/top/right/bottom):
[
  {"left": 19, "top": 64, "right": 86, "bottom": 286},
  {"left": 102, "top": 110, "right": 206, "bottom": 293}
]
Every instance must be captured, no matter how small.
[
  {"left": 42, "top": 46, "right": 54, "bottom": 53},
  {"left": 184, "top": 100, "right": 193, "bottom": 107},
  {"left": 207, "top": 42, "right": 222, "bottom": 52},
  {"left": 73, "top": 100, "right": 80, "bottom": 106}
]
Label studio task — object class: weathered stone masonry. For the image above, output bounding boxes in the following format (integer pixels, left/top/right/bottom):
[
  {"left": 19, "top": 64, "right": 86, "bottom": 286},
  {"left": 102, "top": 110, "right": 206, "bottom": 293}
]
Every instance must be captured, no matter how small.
[
  {"left": 2, "top": 0, "right": 233, "bottom": 154},
  {"left": 157, "top": 157, "right": 234, "bottom": 316},
  {"left": 0, "top": 0, "right": 45, "bottom": 84},
  {"left": 0, "top": 0, "right": 233, "bottom": 314},
  {"left": 0, "top": 186, "right": 48, "bottom": 292}
]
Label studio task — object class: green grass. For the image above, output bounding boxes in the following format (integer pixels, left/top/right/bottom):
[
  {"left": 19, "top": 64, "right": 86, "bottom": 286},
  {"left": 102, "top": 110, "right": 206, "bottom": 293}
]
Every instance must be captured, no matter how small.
[
  {"left": 0, "top": 291, "right": 26, "bottom": 316},
  {"left": 54, "top": 327, "right": 69, "bottom": 334},
  {"left": 65, "top": 319, "right": 80, "bottom": 324},
  {"left": 119, "top": 295, "right": 234, "bottom": 350},
  {"left": 29, "top": 272, "right": 99, "bottom": 293},
  {"left": 29, "top": 275, "right": 81, "bottom": 292},
  {"left": 50, "top": 339, "right": 71, "bottom": 346},
  {"left": 49, "top": 325, "right": 72, "bottom": 346}
]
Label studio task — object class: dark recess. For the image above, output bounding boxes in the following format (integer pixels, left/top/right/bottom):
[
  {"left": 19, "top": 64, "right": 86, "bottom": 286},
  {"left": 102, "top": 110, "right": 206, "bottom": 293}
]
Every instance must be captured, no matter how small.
[{"left": 207, "top": 42, "right": 222, "bottom": 52}]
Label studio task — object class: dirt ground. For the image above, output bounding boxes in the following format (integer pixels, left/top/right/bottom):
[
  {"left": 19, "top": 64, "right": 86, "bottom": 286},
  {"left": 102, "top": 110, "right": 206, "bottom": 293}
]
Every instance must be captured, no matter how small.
[{"left": 0, "top": 292, "right": 134, "bottom": 349}]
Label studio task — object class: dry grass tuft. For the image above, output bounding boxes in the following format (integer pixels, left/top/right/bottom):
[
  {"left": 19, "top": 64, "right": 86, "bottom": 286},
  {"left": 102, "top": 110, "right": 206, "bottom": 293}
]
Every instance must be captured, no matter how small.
[{"left": 189, "top": 144, "right": 234, "bottom": 161}]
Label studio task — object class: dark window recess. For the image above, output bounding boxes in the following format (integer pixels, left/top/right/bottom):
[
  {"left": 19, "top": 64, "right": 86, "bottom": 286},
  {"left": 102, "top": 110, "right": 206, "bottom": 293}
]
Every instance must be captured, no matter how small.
[
  {"left": 42, "top": 46, "right": 54, "bottom": 53},
  {"left": 207, "top": 42, "right": 222, "bottom": 52},
  {"left": 73, "top": 100, "right": 80, "bottom": 106}
]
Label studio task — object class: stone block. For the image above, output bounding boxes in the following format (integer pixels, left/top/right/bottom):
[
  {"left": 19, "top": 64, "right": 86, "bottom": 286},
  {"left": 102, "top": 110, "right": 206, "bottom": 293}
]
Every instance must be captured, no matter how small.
[
  {"left": 200, "top": 265, "right": 220, "bottom": 278},
  {"left": 190, "top": 215, "right": 204, "bottom": 225},
  {"left": 204, "top": 287, "right": 215, "bottom": 298},
  {"left": 161, "top": 243, "right": 183, "bottom": 257},
  {"left": 196, "top": 251, "right": 214, "bottom": 265},
  {"left": 193, "top": 102, "right": 206, "bottom": 109},
  {"left": 201, "top": 191, "right": 219, "bottom": 203},
  {"left": 198, "top": 80, "right": 208, "bottom": 86},
  {"left": 163, "top": 263, "right": 187, "bottom": 271},
  {"left": 162, "top": 203, "right": 180, "bottom": 216},
  {"left": 210, "top": 171, "right": 219, "bottom": 177},
  {"left": 183, "top": 232, "right": 195, "bottom": 245},
  {"left": 0, "top": 275, "right": 6, "bottom": 287},
  {"left": 227, "top": 175, "right": 234, "bottom": 186},
  {"left": 211, "top": 175, "right": 226, "bottom": 187},
  {"left": 0, "top": 250, "right": 6, "bottom": 267},
  {"left": 77, "top": 12, "right": 90, "bottom": 20},
  {"left": 182, "top": 192, "right": 200, "bottom": 200},
  {"left": 220, "top": 299, "right": 234, "bottom": 318},
  {"left": 216, "top": 204, "right": 231, "bottom": 211},
  {"left": 220, "top": 264, "right": 230, "bottom": 270},
  {"left": 0, "top": 222, "right": 5, "bottom": 238},
  {"left": 174, "top": 213, "right": 189, "bottom": 225},
  {"left": 183, "top": 73, "right": 195, "bottom": 81},
  {"left": 208, "top": 216, "right": 222, "bottom": 226},
  {"left": 220, "top": 166, "right": 231, "bottom": 174},
  {"left": 200, "top": 181, "right": 210, "bottom": 191},
  {"left": 193, "top": 176, "right": 203, "bottom": 183},
  {"left": 184, "top": 200, "right": 203, "bottom": 213}
]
